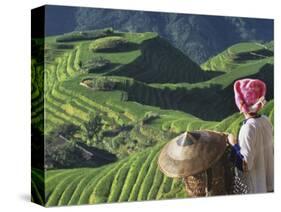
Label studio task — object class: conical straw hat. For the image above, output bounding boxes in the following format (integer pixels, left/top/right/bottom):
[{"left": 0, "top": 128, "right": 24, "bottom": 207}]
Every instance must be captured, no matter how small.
[{"left": 158, "top": 131, "right": 227, "bottom": 178}]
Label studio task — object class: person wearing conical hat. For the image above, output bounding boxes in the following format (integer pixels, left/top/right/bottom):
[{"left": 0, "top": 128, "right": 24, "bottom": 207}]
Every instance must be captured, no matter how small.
[
  {"left": 158, "top": 130, "right": 229, "bottom": 196},
  {"left": 228, "top": 78, "right": 274, "bottom": 193}
]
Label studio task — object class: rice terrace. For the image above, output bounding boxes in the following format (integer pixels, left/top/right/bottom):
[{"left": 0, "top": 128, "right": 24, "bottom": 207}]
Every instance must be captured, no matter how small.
[{"left": 31, "top": 6, "right": 274, "bottom": 207}]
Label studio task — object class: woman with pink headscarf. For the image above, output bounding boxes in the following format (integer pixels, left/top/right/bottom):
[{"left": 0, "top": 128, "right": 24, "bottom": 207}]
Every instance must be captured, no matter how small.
[{"left": 228, "top": 78, "right": 274, "bottom": 194}]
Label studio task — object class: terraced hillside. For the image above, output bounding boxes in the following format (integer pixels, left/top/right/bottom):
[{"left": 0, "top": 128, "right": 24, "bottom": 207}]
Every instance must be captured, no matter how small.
[
  {"left": 32, "top": 102, "right": 273, "bottom": 206},
  {"left": 31, "top": 39, "right": 44, "bottom": 132},
  {"left": 201, "top": 42, "right": 273, "bottom": 72},
  {"left": 149, "top": 41, "right": 273, "bottom": 120},
  {"left": 31, "top": 28, "right": 274, "bottom": 206},
  {"left": 108, "top": 36, "right": 223, "bottom": 83}
]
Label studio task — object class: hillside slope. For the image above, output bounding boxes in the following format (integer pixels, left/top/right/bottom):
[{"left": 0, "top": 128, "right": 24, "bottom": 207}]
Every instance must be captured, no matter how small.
[
  {"left": 32, "top": 101, "right": 274, "bottom": 206},
  {"left": 201, "top": 42, "right": 273, "bottom": 72},
  {"left": 108, "top": 36, "right": 222, "bottom": 83},
  {"left": 32, "top": 29, "right": 274, "bottom": 206},
  {"left": 74, "top": 6, "right": 273, "bottom": 63},
  {"left": 32, "top": 30, "right": 274, "bottom": 150}
]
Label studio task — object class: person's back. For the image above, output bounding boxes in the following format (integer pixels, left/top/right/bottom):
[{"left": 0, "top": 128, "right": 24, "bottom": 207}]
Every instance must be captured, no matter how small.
[{"left": 238, "top": 115, "right": 274, "bottom": 193}]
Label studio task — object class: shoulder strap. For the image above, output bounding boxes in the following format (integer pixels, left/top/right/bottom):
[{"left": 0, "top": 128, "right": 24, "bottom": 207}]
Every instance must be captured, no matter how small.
[{"left": 205, "top": 168, "right": 213, "bottom": 196}]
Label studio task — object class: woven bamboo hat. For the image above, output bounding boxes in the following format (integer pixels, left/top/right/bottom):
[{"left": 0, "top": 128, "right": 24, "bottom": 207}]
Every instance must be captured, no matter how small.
[{"left": 158, "top": 131, "right": 228, "bottom": 178}]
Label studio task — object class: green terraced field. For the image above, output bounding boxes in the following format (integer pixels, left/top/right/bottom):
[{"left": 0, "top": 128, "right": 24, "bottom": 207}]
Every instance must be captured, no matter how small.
[
  {"left": 31, "top": 29, "right": 274, "bottom": 206},
  {"left": 31, "top": 101, "right": 273, "bottom": 206},
  {"left": 201, "top": 42, "right": 273, "bottom": 73}
]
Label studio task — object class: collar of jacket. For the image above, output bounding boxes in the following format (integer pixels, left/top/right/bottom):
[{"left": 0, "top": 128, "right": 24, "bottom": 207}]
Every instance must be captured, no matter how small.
[{"left": 241, "top": 114, "right": 262, "bottom": 125}]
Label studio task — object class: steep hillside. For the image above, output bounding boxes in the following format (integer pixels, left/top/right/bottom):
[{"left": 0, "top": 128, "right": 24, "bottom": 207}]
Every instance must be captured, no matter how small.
[
  {"left": 38, "top": 29, "right": 223, "bottom": 159},
  {"left": 33, "top": 30, "right": 274, "bottom": 147},
  {"left": 48, "top": 30, "right": 222, "bottom": 84},
  {"left": 147, "top": 42, "right": 274, "bottom": 120},
  {"left": 32, "top": 101, "right": 274, "bottom": 206},
  {"left": 74, "top": 6, "right": 273, "bottom": 63},
  {"left": 201, "top": 42, "right": 273, "bottom": 72},
  {"left": 122, "top": 60, "right": 272, "bottom": 121},
  {"left": 31, "top": 39, "right": 44, "bottom": 132},
  {"left": 108, "top": 36, "right": 222, "bottom": 83},
  {"left": 32, "top": 28, "right": 274, "bottom": 206}
]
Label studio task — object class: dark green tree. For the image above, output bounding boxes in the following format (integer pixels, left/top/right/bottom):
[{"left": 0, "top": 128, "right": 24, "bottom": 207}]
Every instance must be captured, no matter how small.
[{"left": 80, "top": 113, "right": 103, "bottom": 145}]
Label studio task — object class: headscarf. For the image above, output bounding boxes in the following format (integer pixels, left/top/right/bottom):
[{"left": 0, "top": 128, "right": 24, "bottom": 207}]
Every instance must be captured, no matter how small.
[{"left": 234, "top": 79, "right": 267, "bottom": 113}]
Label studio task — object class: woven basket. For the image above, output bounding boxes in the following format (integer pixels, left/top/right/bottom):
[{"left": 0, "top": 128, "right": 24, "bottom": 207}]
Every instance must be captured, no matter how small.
[{"left": 184, "top": 146, "right": 234, "bottom": 197}]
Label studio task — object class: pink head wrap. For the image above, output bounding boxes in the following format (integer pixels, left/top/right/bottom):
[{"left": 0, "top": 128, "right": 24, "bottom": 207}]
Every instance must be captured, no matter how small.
[{"left": 234, "top": 79, "right": 267, "bottom": 113}]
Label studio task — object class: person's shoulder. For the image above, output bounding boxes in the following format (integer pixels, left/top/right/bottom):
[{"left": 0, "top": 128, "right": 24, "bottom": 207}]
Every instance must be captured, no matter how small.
[
  {"left": 260, "top": 115, "right": 273, "bottom": 127},
  {"left": 260, "top": 114, "right": 270, "bottom": 121},
  {"left": 241, "top": 117, "right": 262, "bottom": 133},
  {"left": 245, "top": 115, "right": 268, "bottom": 124},
  {"left": 240, "top": 120, "right": 256, "bottom": 132},
  {"left": 244, "top": 115, "right": 272, "bottom": 129}
]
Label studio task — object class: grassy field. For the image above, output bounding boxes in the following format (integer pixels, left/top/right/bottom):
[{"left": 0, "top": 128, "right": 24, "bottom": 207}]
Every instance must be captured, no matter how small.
[{"left": 31, "top": 29, "right": 274, "bottom": 206}]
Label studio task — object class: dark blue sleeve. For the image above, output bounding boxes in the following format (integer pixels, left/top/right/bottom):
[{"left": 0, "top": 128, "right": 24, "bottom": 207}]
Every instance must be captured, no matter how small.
[{"left": 230, "top": 144, "right": 244, "bottom": 171}]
